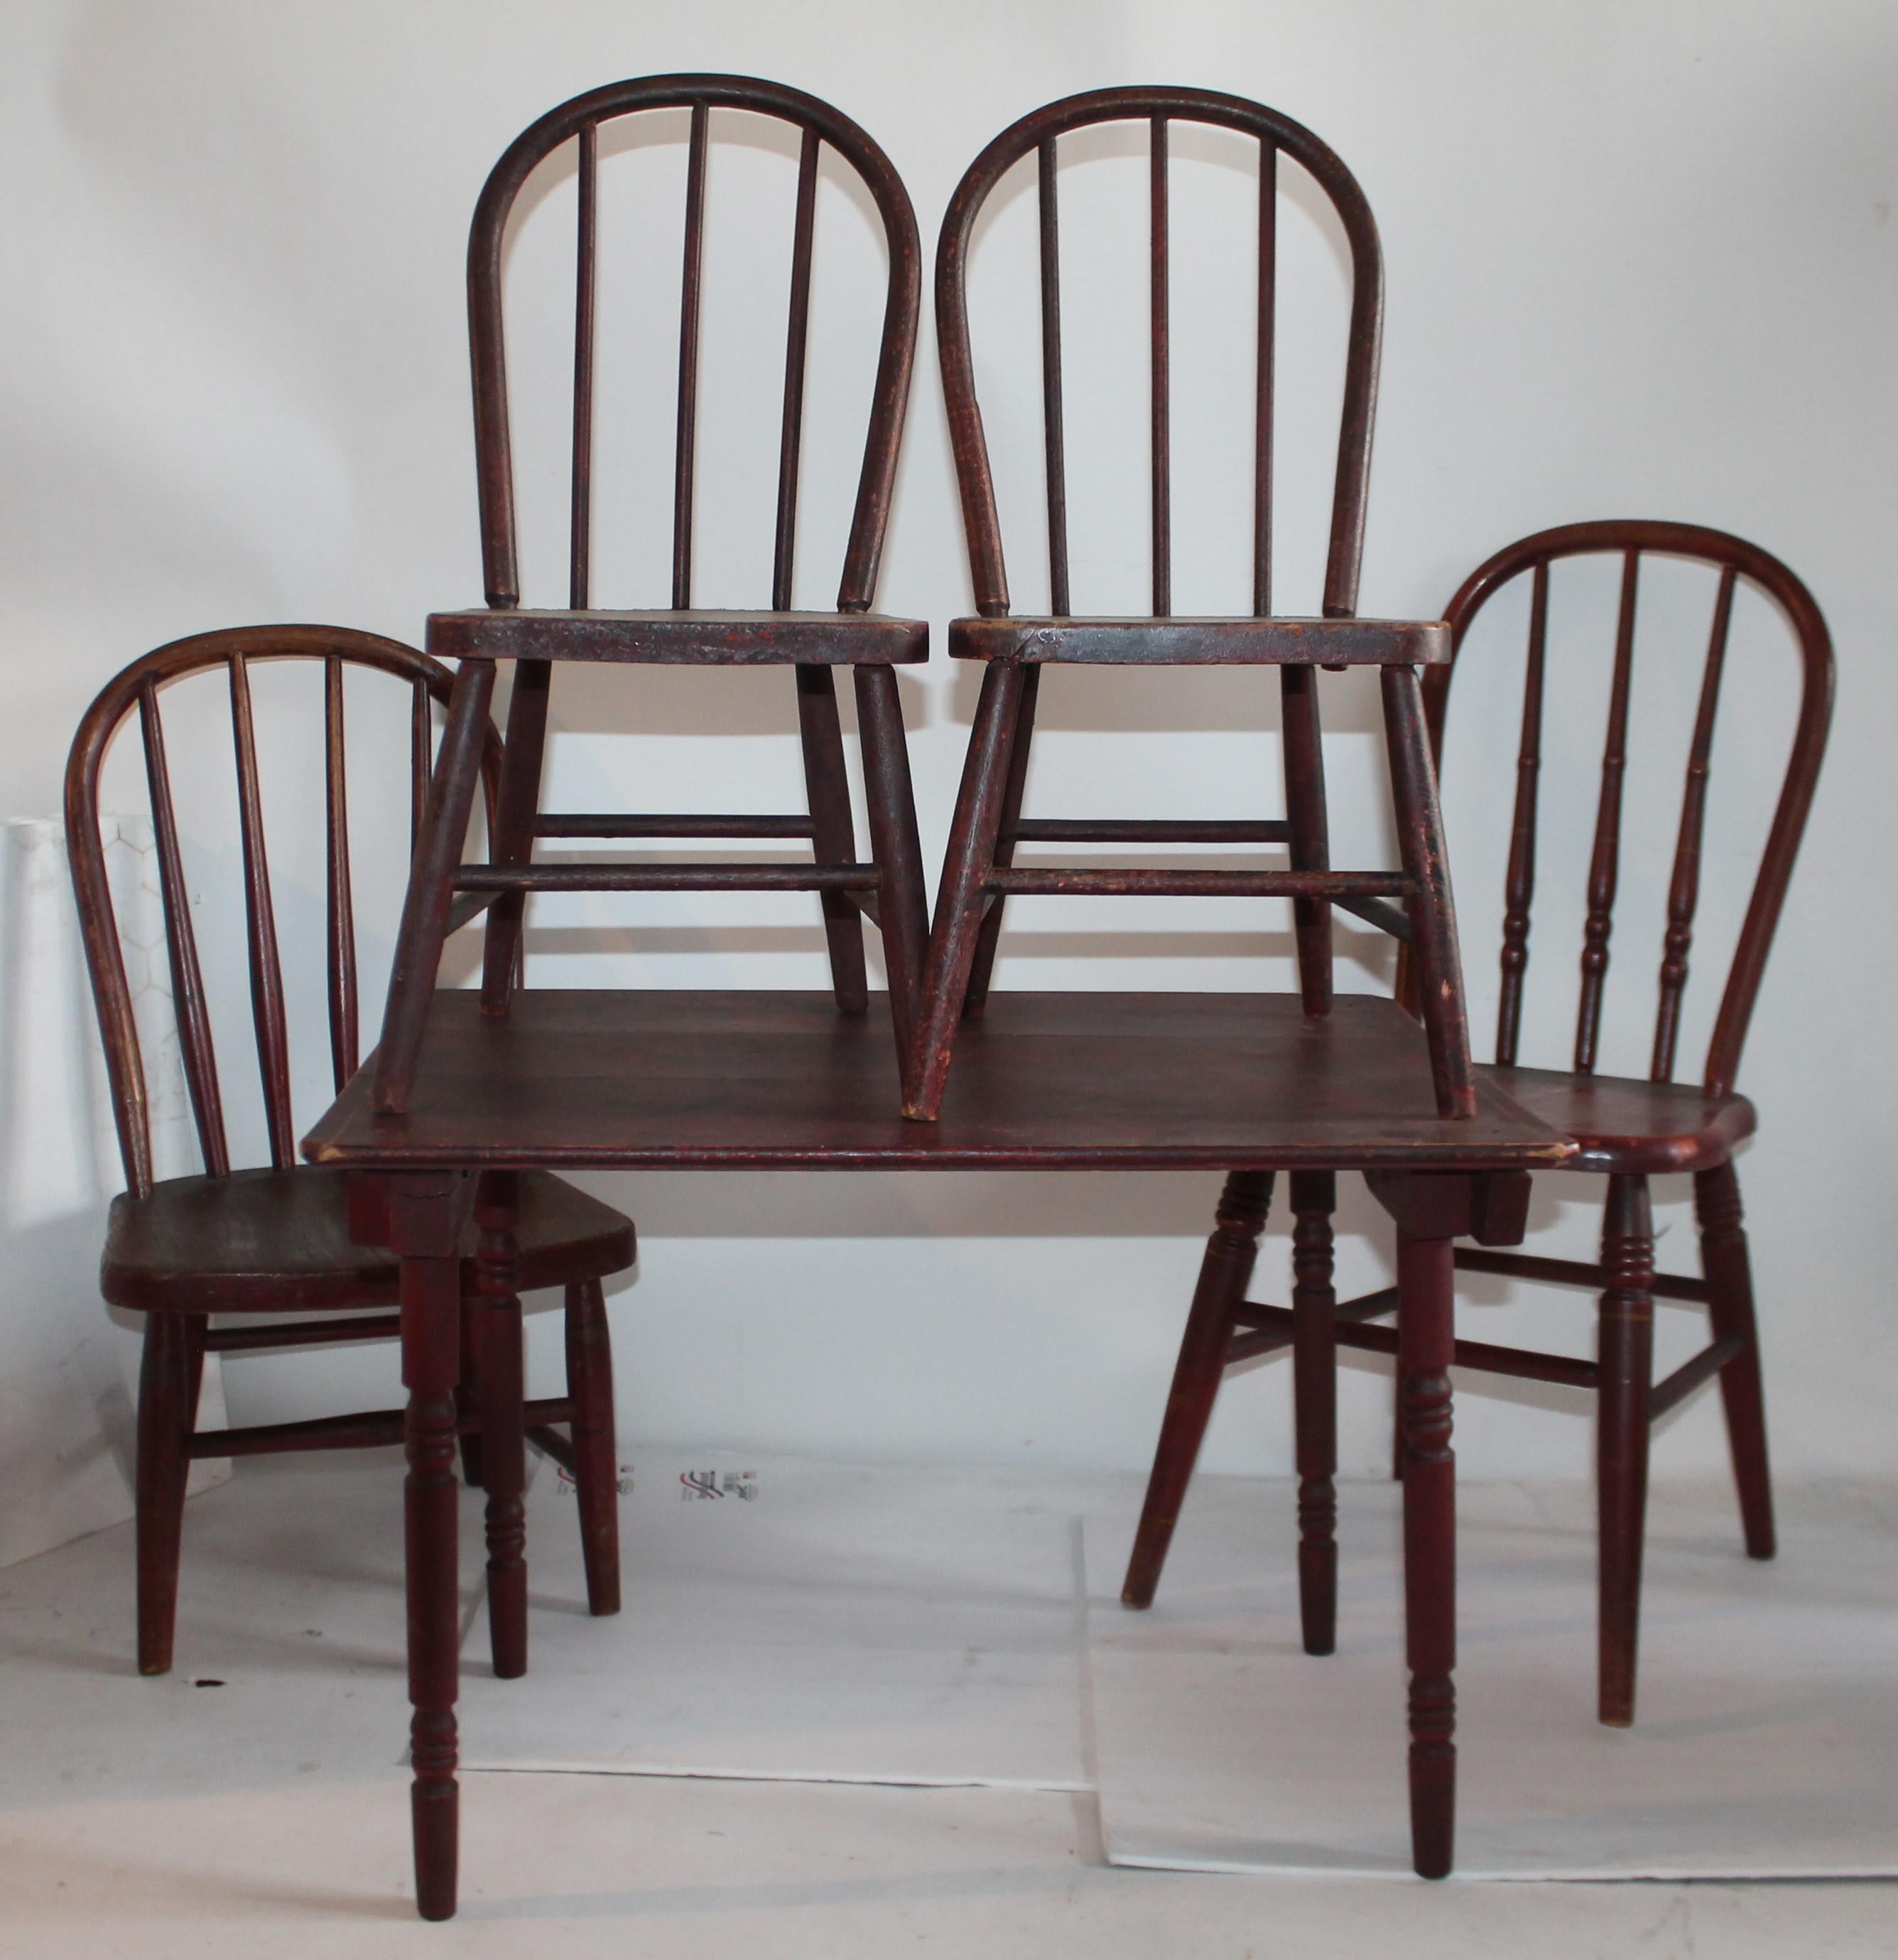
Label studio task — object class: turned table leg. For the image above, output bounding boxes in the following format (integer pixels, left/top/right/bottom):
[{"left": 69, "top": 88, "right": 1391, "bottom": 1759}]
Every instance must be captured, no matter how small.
[
  {"left": 381, "top": 1173, "right": 476, "bottom": 1922},
  {"left": 1289, "top": 1170, "right": 1339, "bottom": 1656},
  {"left": 1368, "top": 1165, "right": 1526, "bottom": 1878},
  {"left": 1396, "top": 1223, "right": 1457, "bottom": 1880},
  {"left": 474, "top": 1171, "right": 528, "bottom": 1680}
]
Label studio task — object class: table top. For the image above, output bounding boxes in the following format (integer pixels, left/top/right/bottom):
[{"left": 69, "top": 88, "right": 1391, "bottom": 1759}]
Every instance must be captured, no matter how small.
[{"left": 303, "top": 990, "right": 1573, "bottom": 1175}]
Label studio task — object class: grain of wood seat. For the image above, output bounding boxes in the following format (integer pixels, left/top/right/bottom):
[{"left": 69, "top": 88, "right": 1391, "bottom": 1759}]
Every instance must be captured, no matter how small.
[
  {"left": 427, "top": 609, "right": 928, "bottom": 666},
  {"left": 102, "top": 1165, "right": 633, "bottom": 1316},
  {"left": 65, "top": 626, "right": 633, "bottom": 1684},
  {"left": 948, "top": 616, "right": 1448, "bottom": 666},
  {"left": 1481, "top": 1065, "right": 1755, "bottom": 1177}
]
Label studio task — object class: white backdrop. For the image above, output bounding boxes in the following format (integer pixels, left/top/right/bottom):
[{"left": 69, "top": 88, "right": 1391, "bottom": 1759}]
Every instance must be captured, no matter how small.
[{"left": 2, "top": 0, "right": 1894, "bottom": 1501}]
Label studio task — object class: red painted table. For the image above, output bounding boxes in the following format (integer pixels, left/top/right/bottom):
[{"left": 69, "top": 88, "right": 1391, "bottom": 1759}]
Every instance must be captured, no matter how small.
[{"left": 305, "top": 987, "right": 1571, "bottom": 1915}]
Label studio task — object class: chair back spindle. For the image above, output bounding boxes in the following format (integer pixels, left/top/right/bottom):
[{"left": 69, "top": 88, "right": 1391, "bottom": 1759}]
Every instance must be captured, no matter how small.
[
  {"left": 228, "top": 653, "right": 295, "bottom": 1168},
  {"left": 406, "top": 675, "right": 430, "bottom": 852},
  {"left": 1254, "top": 138, "right": 1276, "bottom": 616},
  {"left": 1652, "top": 565, "right": 1737, "bottom": 1083},
  {"left": 1149, "top": 116, "right": 1171, "bottom": 619},
  {"left": 67, "top": 630, "right": 499, "bottom": 1199},
  {"left": 1036, "top": 136, "right": 1070, "bottom": 619},
  {"left": 1574, "top": 551, "right": 1639, "bottom": 1075},
  {"left": 137, "top": 678, "right": 228, "bottom": 1182},
  {"left": 773, "top": 128, "right": 822, "bottom": 613},
  {"left": 569, "top": 119, "right": 598, "bottom": 611},
  {"left": 324, "top": 654, "right": 359, "bottom": 1091},
  {"left": 1432, "top": 523, "right": 1833, "bottom": 1097},
  {"left": 672, "top": 102, "right": 710, "bottom": 611},
  {"left": 1494, "top": 562, "right": 1549, "bottom": 1067}
]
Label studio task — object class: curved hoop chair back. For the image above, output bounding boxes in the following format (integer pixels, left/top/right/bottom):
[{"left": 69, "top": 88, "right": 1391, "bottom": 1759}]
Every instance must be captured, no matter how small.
[
  {"left": 466, "top": 73, "right": 923, "bottom": 613},
  {"left": 65, "top": 627, "right": 498, "bottom": 1198},
  {"left": 936, "top": 85, "right": 1382, "bottom": 621},
  {"left": 1431, "top": 521, "right": 1833, "bottom": 1098}
]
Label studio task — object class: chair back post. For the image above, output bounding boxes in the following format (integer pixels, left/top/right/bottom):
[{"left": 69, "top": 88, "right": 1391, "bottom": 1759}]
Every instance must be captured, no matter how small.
[
  {"left": 65, "top": 628, "right": 500, "bottom": 1197},
  {"left": 1429, "top": 520, "right": 1834, "bottom": 1096}
]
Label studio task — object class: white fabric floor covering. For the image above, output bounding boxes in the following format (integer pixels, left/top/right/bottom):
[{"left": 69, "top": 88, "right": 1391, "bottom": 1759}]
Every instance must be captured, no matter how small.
[
  {"left": 461, "top": 1452, "right": 1898, "bottom": 1880},
  {"left": 1088, "top": 1474, "right": 1898, "bottom": 1879}
]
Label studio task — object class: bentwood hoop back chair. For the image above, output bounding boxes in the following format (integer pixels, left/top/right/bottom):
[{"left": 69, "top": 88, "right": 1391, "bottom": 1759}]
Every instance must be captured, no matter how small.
[
  {"left": 66, "top": 628, "right": 633, "bottom": 1679},
  {"left": 374, "top": 77, "right": 931, "bottom": 1114},
  {"left": 908, "top": 85, "right": 1475, "bottom": 1121},
  {"left": 1421, "top": 521, "right": 1831, "bottom": 1721},
  {"left": 1127, "top": 521, "right": 1833, "bottom": 1726}
]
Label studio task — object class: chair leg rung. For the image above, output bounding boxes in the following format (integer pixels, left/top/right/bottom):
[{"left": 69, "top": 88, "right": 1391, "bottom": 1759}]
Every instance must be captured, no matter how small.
[
  {"left": 1648, "top": 1334, "right": 1744, "bottom": 1418},
  {"left": 526, "top": 1425, "right": 577, "bottom": 1475}
]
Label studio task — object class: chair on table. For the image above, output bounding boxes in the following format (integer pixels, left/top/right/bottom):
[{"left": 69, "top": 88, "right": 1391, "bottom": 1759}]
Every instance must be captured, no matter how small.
[
  {"left": 65, "top": 626, "right": 635, "bottom": 1679},
  {"left": 910, "top": 85, "right": 1473, "bottom": 1123},
  {"left": 372, "top": 76, "right": 931, "bottom": 1115},
  {"left": 1131, "top": 521, "right": 1833, "bottom": 1726}
]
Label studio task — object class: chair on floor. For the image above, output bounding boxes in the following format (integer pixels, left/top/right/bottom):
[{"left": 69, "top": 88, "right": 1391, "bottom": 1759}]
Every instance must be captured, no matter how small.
[
  {"left": 372, "top": 76, "right": 931, "bottom": 1115},
  {"left": 1128, "top": 521, "right": 1833, "bottom": 1724},
  {"left": 65, "top": 626, "right": 636, "bottom": 1679},
  {"left": 909, "top": 85, "right": 1473, "bottom": 1121}
]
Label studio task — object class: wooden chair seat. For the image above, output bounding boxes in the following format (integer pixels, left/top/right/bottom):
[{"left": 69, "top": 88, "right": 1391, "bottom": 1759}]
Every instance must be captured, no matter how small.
[
  {"left": 1481, "top": 1065, "right": 1755, "bottom": 1176},
  {"left": 948, "top": 615, "right": 1448, "bottom": 667},
  {"left": 102, "top": 1165, "right": 635, "bottom": 1317},
  {"left": 426, "top": 609, "right": 929, "bottom": 667}
]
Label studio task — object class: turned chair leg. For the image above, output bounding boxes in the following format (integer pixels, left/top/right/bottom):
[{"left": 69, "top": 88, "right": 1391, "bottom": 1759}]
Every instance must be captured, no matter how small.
[
  {"left": 135, "top": 1313, "right": 203, "bottom": 1677},
  {"left": 1695, "top": 1160, "right": 1776, "bottom": 1560},
  {"left": 1396, "top": 1224, "right": 1458, "bottom": 1880},
  {"left": 1280, "top": 664, "right": 1334, "bottom": 1017},
  {"left": 455, "top": 1306, "right": 485, "bottom": 1491},
  {"left": 796, "top": 665, "right": 871, "bottom": 1018},
  {"left": 565, "top": 1277, "right": 622, "bottom": 1616},
  {"left": 1289, "top": 1170, "right": 1338, "bottom": 1655},
  {"left": 1597, "top": 1172, "right": 1656, "bottom": 1727},
  {"left": 374, "top": 658, "right": 498, "bottom": 1114},
  {"left": 1379, "top": 665, "right": 1475, "bottom": 1120},
  {"left": 1122, "top": 1171, "right": 1274, "bottom": 1609},
  {"left": 479, "top": 657, "right": 552, "bottom": 1015},
  {"left": 906, "top": 660, "right": 1027, "bottom": 1118},
  {"left": 963, "top": 665, "right": 1040, "bottom": 1018},
  {"left": 855, "top": 663, "right": 930, "bottom": 1064},
  {"left": 472, "top": 1174, "right": 528, "bottom": 1680}
]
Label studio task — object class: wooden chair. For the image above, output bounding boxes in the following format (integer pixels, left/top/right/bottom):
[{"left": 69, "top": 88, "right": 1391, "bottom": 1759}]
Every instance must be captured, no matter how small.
[
  {"left": 1129, "top": 521, "right": 1834, "bottom": 1726},
  {"left": 65, "top": 626, "right": 635, "bottom": 1679},
  {"left": 909, "top": 85, "right": 1473, "bottom": 1121},
  {"left": 372, "top": 76, "right": 931, "bottom": 1114}
]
